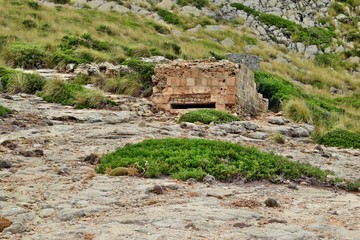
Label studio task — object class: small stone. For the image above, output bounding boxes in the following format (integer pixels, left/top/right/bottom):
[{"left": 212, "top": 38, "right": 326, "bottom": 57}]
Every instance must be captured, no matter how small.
[
  {"left": 287, "top": 184, "right": 298, "bottom": 190},
  {"left": 138, "top": 121, "right": 147, "bottom": 127},
  {"left": 149, "top": 185, "right": 164, "bottom": 195},
  {"left": 0, "top": 216, "right": 12, "bottom": 232},
  {"left": 109, "top": 167, "right": 128, "bottom": 176},
  {"left": 0, "top": 160, "right": 11, "bottom": 169},
  {"left": 203, "top": 174, "right": 216, "bottom": 184},
  {"left": 2, "top": 223, "right": 26, "bottom": 234},
  {"left": 58, "top": 209, "right": 85, "bottom": 221},
  {"left": 233, "top": 222, "right": 251, "bottom": 228},
  {"left": 83, "top": 154, "right": 100, "bottom": 165},
  {"left": 1, "top": 140, "right": 17, "bottom": 150},
  {"left": 264, "top": 198, "right": 279, "bottom": 207},
  {"left": 33, "top": 149, "right": 44, "bottom": 157}
]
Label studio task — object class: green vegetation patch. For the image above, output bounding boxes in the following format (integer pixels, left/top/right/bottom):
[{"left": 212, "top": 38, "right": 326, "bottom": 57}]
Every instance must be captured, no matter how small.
[
  {"left": 156, "top": 9, "right": 181, "bottom": 25},
  {"left": 178, "top": 109, "right": 240, "bottom": 124},
  {"left": 97, "top": 138, "right": 331, "bottom": 182},
  {"left": 317, "top": 129, "right": 360, "bottom": 149},
  {"left": 230, "top": 3, "right": 334, "bottom": 46},
  {"left": 0, "top": 67, "right": 45, "bottom": 93},
  {"left": 0, "top": 105, "right": 12, "bottom": 117},
  {"left": 38, "top": 79, "right": 109, "bottom": 108},
  {"left": 177, "top": 0, "right": 209, "bottom": 9}
]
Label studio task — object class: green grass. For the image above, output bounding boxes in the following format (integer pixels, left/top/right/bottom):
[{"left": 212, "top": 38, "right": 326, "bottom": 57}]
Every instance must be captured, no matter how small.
[
  {"left": 0, "top": 105, "right": 12, "bottom": 117},
  {"left": 231, "top": 3, "right": 334, "bottom": 46},
  {"left": 38, "top": 78, "right": 111, "bottom": 108},
  {"left": 97, "top": 138, "right": 331, "bottom": 182},
  {"left": 317, "top": 129, "right": 360, "bottom": 149},
  {"left": 178, "top": 109, "right": 240, "bottom": 124},
  {"left": 0, "top": 67, "right": 45, "bottom": 93}
]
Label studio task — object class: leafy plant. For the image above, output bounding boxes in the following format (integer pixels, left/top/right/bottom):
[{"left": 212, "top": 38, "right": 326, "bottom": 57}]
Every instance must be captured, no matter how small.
[
  {"left": 284, "top": 99, "right": 312, "bottom": 124},
  {"left": 177, "top": 0, "right": 209, "bottom": 9},
  {"left": 0, "top": 105, "right": 12, "bottom": 117},
  {"left": 317, "top": 129, "right": 360, "bottom": 149},
  {"left": 3, "top": 43, "right": 47, "bottom": 69},
  {"left": 6, "top": 72, "right": 45, "bottom": 94},
  {"left": 156, "top": 9, "right": 181, "bottom": 25},
  {"left": 97, "top": 138, "right": 332, "bottom": 183},
  {"left": 178, "top": 109, "right": 240, "bottom": 124}
]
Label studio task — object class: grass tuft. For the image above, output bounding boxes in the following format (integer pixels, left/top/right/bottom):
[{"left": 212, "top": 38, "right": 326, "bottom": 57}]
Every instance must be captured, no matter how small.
[
  {"left": 0, "top": 105, "right": 12, "bottom": 117},
  {"left": 178, "top": 109, "right": 240, "bottom": 124},
  {"left": 284, "top": 99, "right": 312, "bottom": 124}
]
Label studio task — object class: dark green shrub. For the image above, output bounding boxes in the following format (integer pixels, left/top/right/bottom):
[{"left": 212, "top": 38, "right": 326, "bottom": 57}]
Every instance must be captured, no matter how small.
[
  {"left": 240, "top": 35, "right": 257, "bottom": 45},
  {"left": 60, "top": 34, "right": 110, "bottom": 51},
  {"left": 178, "top": 109, "right": 240, "bottom": 124},
  {"left": 318, "top": 129, "right": 360, "bottom": 149},
  {"left": 254, "top": 72, "right": 303, "bottom": 110},
  {"left": 0, "top": 105, "right": 12, "bottom": 117},
  {"left": 3, "top": 43, "right": 47, "bottom": 69},
  {"left": 157, "top": 9, "right": 181, "bottom": 25},
  {"left": 22, "top": 19, "right": 37, "bottom": 29},
  {"left": 331, "top": 2, "right": 345, "bottom": 13},
  {"left": 38, "top": 79, "right": 109, "bottom": 108},
  {"left": 50, "top": 49, "right": 94, "bottom": 67},
  {"left": 209, "top": 51, "right": 225, "bottom": 60},
  {"left": 294, "top": 27, "right": 334, "bottom": 45},
  {"left": 27, "top": 1, "right": 41, "bottom": 9},
  {"left": 51, "top": 0, "right": 70, "bottom": 4},
  {"left": 177, "top": 0, "right": 209, "bottom": 9},
  {"left": 97, "top": 138, "right": 331, "bottom": 182},
  {"left": 122, "top": 58, "right": 155, "bottom": 89},
  {"left": 163, "top": 42, "right": 181, "bottom": 55},
  {"left": 96, "top": 25, "right": 114, "bottom": 35},
  {"left": 315, "top": 53, "right": 344, "bottom": 69},
  {"left": 230, "top": 3, "right": 259, "bottom": 16}
]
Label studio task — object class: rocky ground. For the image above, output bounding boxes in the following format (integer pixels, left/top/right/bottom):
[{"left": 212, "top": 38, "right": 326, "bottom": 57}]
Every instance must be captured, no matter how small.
[{"left": 0, "top": 94, "right": 360, "bottom": 240}]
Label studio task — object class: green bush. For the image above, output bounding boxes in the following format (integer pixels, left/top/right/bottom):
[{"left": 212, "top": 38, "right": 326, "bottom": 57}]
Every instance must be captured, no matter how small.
[
  {"left": 39, "top": 79, "right": 111, "bottom": 108},
  {"left": 96, "top": 25, "right": 114, "bottom": 35},
  {"left": 318, "top": 129, "right": 360, "bottom": 149},
  {"left": 0, "top": 67, "right": 44, "bottom": 93},
  {"left": 22, "top": 19, "right": 37, "bottom": 29},
  {"left": 27, "top": 1, "right": 41, "bottom": 10},
  {"left": 284, "top": 99, "right": 312, "bottom": 124},
  {"left": 60, "top": 34, "right": 111, "bottom": 51},
  {"left": 177, "top": 0, "right": 209, "bottom": 9},
  {"left": 254, "top": 72, "right": 303, "bottom": 110},
  {"left": 3, "top": 43, "right": 47, "bottom": 69},
  {"left": 293, "top": 27, "right": 334, "bottom": 46},
  {"left": 178, "top": 109, "right": 240, "bottom": 124},
  {"left": 51, "top": 0, "right": 70, "bottom": 4},
  {"left": 104, "top": 75, "right": 143, "bottom": 96},
  {"left": 315, "top": 53, "right": 344, "bottom": 69},
  {"left": 50, "top": 49, "right": 94, "bottom": 67},
  {"left": 0, "top": 105, "right": 12, "bottom": 117},
  {"left": 157, "top": 9, "right": 181, "bottom": 25},
  {"left": 97, "top": 138, "right": 331, "bottom": 182},
  {"left": 230, "top": 3, "right": 259, "bottom": 16},
  {"left": 6, "top": 72, "right": 45, "bottom": 94},
  {"left": 122, "top": 58, "right": 155, "bottom": 89}
]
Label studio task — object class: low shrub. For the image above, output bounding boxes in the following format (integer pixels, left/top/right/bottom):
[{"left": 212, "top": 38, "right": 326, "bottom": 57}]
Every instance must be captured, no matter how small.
[
  {"left": 96, "top": 25, "right": 114, "bottom": 35},
  {"left": 230, "top": 3, "right": 259, "bottom": 16},
  {"left": 50, "top": 0, "right": 70, "bottom": 4},
  {"left": 156, "top": 9, "right": 181, "bottom": 25},
  {"left": 2, "top": 43, "right": 47, "bottom": 69},
  {"left": 39, "top": 78, "right": 110, "bottom": 108},
  {"left": 97, "top": 138, "right": 331, "bottom": 182},
  {"left": 121, "top": 58, "right": 155, "bottom": 89},
  {"left": 71, "top": 74, "right": 92, "bottom": 85},
  {"left": 60, "top": 34, "right": 111, "bottom": 52},
  {"left": 22, "top": 19, "right": 37, "bottom": 29},
  {"left": 27, "top": 1, "right": 41, "bottom": 10},
  {"left": 6, "top": 72, "right": 45, "bottom": 94},
  {"left": 75, "top": 88, "right": 108, "bottom": 109},
  {"left": 178, "top": 109, "right": 240, "bottom": 124},
  {"left": 104, "top": 75, "right": 142, "bottom": 96},
  {"left": 284, "top": 99, "right": 312, "bottom": 124},
  {"left": 317, "top": 129, "right": 360, "bottom": 149},
  {"left": 177, "top": 0, "right": 209, "bottom": 9},
  {"left": 315, "top": 53, "right": 344, "bottom": 69},
  {"left": 0, "top": 105, "right": 12, "bottom": 117},
  {"left": 254, "top": 72, "right": 303, "bottom": 111}
]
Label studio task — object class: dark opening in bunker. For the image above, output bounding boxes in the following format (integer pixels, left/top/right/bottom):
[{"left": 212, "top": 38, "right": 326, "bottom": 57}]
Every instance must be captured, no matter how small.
[{"left": 171, "top": 103, "right": 216, "bottom": 109}]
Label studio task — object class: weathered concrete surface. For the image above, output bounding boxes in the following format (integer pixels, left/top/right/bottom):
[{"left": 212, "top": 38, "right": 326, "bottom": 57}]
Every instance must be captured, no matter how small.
[
  {"left": 152, "top": 60, "right": 268, "bottom": 116},
  {"left": 0, "top": 94, "right": 359, "bottom": 239}
]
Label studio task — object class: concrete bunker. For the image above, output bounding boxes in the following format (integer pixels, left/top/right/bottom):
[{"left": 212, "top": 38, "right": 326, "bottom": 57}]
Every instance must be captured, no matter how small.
[{"left": 152, "top": 59, "right": 268, "bottom": 116}]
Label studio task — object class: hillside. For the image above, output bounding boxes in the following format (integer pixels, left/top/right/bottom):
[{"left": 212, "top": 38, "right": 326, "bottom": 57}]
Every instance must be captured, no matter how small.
[
  {"left": 1, "top": 0, "right": 360, "bottom": 146},
  {"left": 1, "top": 0, "right": 360, "bottom": 239}
]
